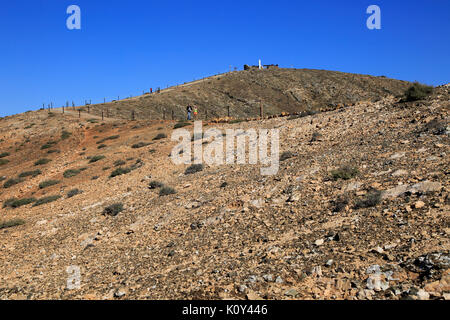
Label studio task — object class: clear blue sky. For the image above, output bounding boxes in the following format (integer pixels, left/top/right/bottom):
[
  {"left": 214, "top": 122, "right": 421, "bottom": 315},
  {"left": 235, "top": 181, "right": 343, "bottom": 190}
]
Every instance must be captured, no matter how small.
[{"left": 0, "top": 0, "right": 449, "bottom": 117}]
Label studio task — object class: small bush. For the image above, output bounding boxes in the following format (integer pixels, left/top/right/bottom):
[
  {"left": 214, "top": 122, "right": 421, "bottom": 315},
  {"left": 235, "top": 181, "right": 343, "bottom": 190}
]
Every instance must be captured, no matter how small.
[
  {"left": 153, "top": 133, "right": 167, "bottom": 141},
  {"left": 103, "top": 203, "right": 123, "bottom": 216},
  {"left": 132, "top": 142, "right": 151, "bottom": 148},
  {"left": 6, "top": 198, "right": 36, "bottom": 208},
  {"left": 354, "top": 190, "right": 382, "bottom": 209},
  {"left": 114, "top": 160, "right": 126, "bottom": 167},
  {"left": 280, "top": 151, "right": 294, "bottom": 161},
  {"left": 174, "top": 122, "right": 190, "bottom": 129},
  {"left": 67, "top": 189, "right": 83, "bottom": 198},
  {"left": 47, "top": 149, "right": 60, "bottom": 154},
  {"left": 89, "top": 155, "right": 106, "bottom": 163},
  {"left": 0, "top": 152, "right": 10, "bottom": 158},
  {"left": 35, "top": 158, "right": 52, "bottom": 166},
  {"left": 38, "top": 180, "right": 60, "bottom": 189},
  {"left": 185, "top": 164, "right": 204, "bottom": 175},
  {"left": 331, "top": 196, "right": 349, "bottom": 213},
  {"left": 149, "top": 180, "right": 164, "bottom": 189},
  {"left": 220, "top": 182, "right": 228, "bottom": 188},
  {"left": 41, "top": 141, "right": 57, "bottom": 150},
  {"left": 109, "top": 167, "right": 131, "bottom": 178},
  {"left": 403, "top": 82, "right": 434, "bottom": 102},
  {"left": 97, "top": 144, "right": 107, "bottom": 149},
  {"left": 159, "top": 186, "right": 176, "bottom": 196},
  {"left": 61, "top": 130, "right": 72, "bottom": 140},
  {"left": 87, "top": 119, "right": 99, "bottom": 123},
  {"left": 0, "top": 159, "right": 10, "bottom": 166},
  {"left": 33, "top": 195, "right": 61, "bottom": 207},
  {"left": 0, "top": 219, "right": 25, "bottom": 230},
  {"left": 331, "top": 166, "right": 358, "bottom": 180},
  {"left": 18, "top": 170, "right": 42, "bottom": 178},
  {"left": 4, "top": 178, "right": 24, "bottom": 188},
  {"left": 97, "top": 135, "right": 119, "bottom": 144},
  {"left": 63, "top": 169, "right": 81, "bottom": 178}
]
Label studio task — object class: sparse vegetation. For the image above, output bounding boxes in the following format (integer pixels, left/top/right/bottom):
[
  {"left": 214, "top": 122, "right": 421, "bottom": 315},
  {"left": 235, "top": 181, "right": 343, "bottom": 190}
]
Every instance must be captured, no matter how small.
[
  {"left": 331, "top": 196, "right": 349, "bottom": 213},
  {"left": 63, "top": 169, "right": 81, "bottom": 178},
  {"left": 61, "top": 130, "right": 72, "bottom": 140},
  {"left": 97, "top": 144, "right": 107, "bottom": 149},
  {"left": 153, "top": 133, "right": 167, "bottom": 141},
  {"left": 114, "top": 160, "right": 126, "bottom": 167},
  {"left": 97, "top": 135, "right": 119, "bottom": 144},
  {"left": 149, "top": 180, "right": 164, "bottom": 189},
  {"left": 89, "top": 155, "right": 106, "bottom": 163},
  {"left": 0, "top": 152, "right": 10, "bottom": 158},
  {"left": 103, "top": 203, "right": 123, "bottom": 216},
  {"left": 185, "top": 164, "right": 204, "bottom": 175},
  {"left": 354, "top": 190, "right": 382, "bottom": 209},
  {"left": 3, "top": 178, "right": 24, "bottom": 188},
  {"left": 0, "top": 219, "right": 25, "bottom": 230},
  {"left": 174, "top": 122, "right": 190, "bottom": 129},
  {"left": 109, "top": 167, "right": 131, "bottom": 178},
  {"left": 34, "top": 158, "right": 52, "bottom": 166},
  {"left": 18, "top": 170, "right": 42, "bottom": 178},
  {"left": 67, "top": 189, "right": 83, "bottom": 198},
  {"left": 132, "top": 142, "right": 150, "bottom": 149},
  {"left": 159, "top": 186, "right": 176, "bottom": 196},
  {"left": 38, "top": 180, "right": 60, "bottom": 189},
  {"left": 331, "top": 166, "right": 358, "bottom": 180},
  {"left": 3, "top": 197, "right": 36, "bottom": 208},
  {"left": 402, "top": 82, "right": 434, "bottom": 102},
  {"left": 280, "top": 151, "right": 294, "bottom": 161},
  {"left": 0, "top": 159, "right": 9, "bottom": 166},
  {"left": 33, "top": 195, "right": 61, "bottom": 207},
  {"left": 41, "top": 141, "right": 57, "bottom": 150}
]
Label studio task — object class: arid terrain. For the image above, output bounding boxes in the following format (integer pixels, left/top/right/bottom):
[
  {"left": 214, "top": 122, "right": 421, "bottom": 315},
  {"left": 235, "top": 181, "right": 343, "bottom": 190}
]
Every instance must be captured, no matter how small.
[
  {"left": 0, "top": 70, "right": 448, "bottom": 300},
  {"left": 76, "top": 68, "right": 411, "bottom": 120}
]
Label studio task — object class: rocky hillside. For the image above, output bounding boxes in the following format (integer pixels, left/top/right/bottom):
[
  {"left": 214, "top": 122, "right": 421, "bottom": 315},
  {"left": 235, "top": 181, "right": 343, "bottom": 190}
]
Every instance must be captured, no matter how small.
[
  {"left": 0, "top": 81, "right": 448, "bottom": 300},
  {"left": 74, "top": 68, "right": 411, "bottom": 120}
]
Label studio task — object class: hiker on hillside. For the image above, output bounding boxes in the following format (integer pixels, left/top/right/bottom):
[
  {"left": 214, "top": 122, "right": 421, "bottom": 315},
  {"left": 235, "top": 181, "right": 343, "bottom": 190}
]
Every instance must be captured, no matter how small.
[
  {"left": 193, "top": 106, "right": 198, "bottom": 119},
  {"left": 187, "top": 105, "right": 193, "bottom": 120}
]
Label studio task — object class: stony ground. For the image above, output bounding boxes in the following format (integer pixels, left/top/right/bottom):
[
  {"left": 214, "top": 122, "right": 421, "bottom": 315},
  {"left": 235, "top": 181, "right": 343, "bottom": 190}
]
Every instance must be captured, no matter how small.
[{"left": 0, "top": 84, "right": 448, "bottom": 300}]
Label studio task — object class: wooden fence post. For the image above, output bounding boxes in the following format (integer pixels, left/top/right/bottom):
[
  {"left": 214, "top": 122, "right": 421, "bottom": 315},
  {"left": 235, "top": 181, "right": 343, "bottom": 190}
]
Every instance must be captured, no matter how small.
[
  {"left": 78, "top": 109, "right": 81, "bottom": 118},
  {"left": 131, "top": 110, "right": 135, "bottom": 121},
  {"left": 171, "top": 110, "right": 174, "bottom": 120},
  {"left": 227, "top": 106, "right": 230, "bottom": 117},
  {"left": 260, "top": 101, "right": 263, "bottom": 118},
  {"left": 163, "top": 109, "right": 166, "bottom": 120},
  {"left": 102, "top": 111, "right": 104, "bottom": 121}
]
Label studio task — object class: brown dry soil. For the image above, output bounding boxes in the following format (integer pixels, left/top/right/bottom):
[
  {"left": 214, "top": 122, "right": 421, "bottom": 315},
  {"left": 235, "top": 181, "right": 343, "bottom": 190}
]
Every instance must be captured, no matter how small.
[
  {"left": 72, "top": 68, "right": 411, "bottom": 120},
  {"left": 0, "top": 82, "right": 448, "bottom": 300}
]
